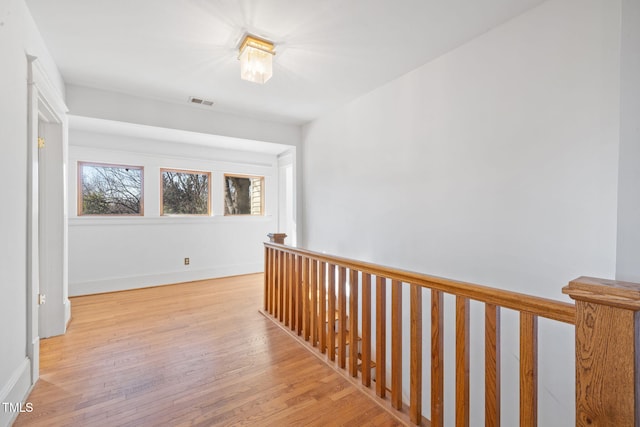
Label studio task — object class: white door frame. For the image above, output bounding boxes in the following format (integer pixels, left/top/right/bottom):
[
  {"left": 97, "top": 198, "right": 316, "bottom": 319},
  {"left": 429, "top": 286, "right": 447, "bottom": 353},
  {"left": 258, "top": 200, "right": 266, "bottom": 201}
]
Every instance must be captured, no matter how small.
[
  {"left": 277, "top": 149, "right": 297, "bottom": 246},
  {"left": 26, "top": 55, "right": 69, "bottom": 383}
]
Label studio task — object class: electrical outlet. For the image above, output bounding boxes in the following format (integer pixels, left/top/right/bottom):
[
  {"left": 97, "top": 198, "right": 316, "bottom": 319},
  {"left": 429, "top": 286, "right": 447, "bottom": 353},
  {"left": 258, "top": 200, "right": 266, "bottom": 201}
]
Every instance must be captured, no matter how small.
[{"left": 184, "top": 257, "right": 190, "bottom": 266}]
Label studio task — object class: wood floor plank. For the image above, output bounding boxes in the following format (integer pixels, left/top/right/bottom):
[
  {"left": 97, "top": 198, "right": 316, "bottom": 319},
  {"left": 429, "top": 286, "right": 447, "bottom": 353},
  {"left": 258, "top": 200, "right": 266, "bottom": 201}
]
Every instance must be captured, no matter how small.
[{"left": 15, "top": 274, "right": 401, "bottom": 427}]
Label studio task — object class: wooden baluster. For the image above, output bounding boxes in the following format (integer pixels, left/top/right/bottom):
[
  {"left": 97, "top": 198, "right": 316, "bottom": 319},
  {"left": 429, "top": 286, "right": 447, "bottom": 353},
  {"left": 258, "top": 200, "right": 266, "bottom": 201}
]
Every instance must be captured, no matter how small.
[
  {"left": 279, "top": 250, "right": 285, "bottom": 322},
  {"left": 287, "top": 252, "right": 292, "bottom": 327},
  {"left": 296, "top": 255, "right": 303, "bottom": 336},
  {"left": 563, "top": 277, "right": 640, "bottom": 427},
  {"left": 519, "top": 312, "right": 538, "bottom": 427},
  {"left": 431, "top": 289, "right": 444, "bottom": 427},
  {"left": 282, "top": 251, "right": 289, "bottom": 326},
  {"left": 361, "top": 273, "right": 372, "bottom": 387},
  {"left": 287, "top": 253, "right": 294, "bottom": 328},
  {"left": 303, "top": 257, "right": 310, "bottom": 341},
  {"left": 391, "top": 280, "right": 402, "bottom": 410},
  {"left": 376, "top": 276, "right": 387, "bottom": 398},
  {"left": 273, "top": 249, "right": 278, "bottom": 319},
  {"left": 266, "top": 248, "right": 271, "bottom": 314},
  {"left": 291, "top": 254, "right": 296, "bottom": 332},
  {"left": 338, "top": 266, "right": 347, "bottom": 369},
  {"left": 456, "top": 296, "right": 470, "bottom": 427},
  {"left": 349, "top": 269, "right": 359, "bottom": 377},
  {"left": 271, "top": 250, "right": 280, "bottom": 319},
  {"left": 291, "top": 253, "right": 297, "bottom": 329},
  {"left": 264, "top": 246, "right": 269, "bottom": 312},
  {"left": 327, "top": 264, "right": 336, "bottom": 362},
  {"left": 319, "top": 261, "right": 327, "bottom": 354},
  {"left": 273, "top": 249, "right": 279, "bottom": 317},
  {"left": 267, "top": 249, "right": 275, "bottom": 314},
  {"left": 485, "top": 304, "right": 501, "bottom": 427},
  {"left": 410, "top": 284, "right": 422, "bottom": 424},
  {"left": 311, "top": 259, "right": 318, "bottom": 347}
]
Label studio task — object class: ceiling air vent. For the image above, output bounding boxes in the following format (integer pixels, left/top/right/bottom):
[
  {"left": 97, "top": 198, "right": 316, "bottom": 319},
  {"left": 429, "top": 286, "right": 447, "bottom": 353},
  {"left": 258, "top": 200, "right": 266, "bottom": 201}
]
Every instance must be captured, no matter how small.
[{"left": 188, "top": 96, "right": 214, "bottom": 106}]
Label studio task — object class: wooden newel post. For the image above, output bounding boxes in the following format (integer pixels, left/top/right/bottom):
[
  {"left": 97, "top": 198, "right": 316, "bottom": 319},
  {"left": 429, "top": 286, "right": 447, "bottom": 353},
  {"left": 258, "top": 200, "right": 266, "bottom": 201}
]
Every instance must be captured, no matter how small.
[
  {"left": 267, "top": 233, "right": 287, "bottom": 244},
  {"left": 563, "top": 276, "right": 640, "bottom": 427}
]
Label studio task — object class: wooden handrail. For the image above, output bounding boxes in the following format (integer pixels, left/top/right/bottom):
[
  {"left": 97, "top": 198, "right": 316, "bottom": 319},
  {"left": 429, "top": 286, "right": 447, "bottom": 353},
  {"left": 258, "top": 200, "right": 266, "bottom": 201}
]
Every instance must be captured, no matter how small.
[{"left": 265, "top": 242, "right": 575, "bottom": 324}]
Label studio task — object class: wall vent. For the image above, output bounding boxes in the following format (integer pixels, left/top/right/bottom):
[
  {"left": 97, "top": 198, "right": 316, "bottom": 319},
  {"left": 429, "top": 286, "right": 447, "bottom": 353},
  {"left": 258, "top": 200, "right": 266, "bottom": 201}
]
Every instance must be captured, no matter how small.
[{"left": 188, "top": 97, "right": 214, "bottom": 106}]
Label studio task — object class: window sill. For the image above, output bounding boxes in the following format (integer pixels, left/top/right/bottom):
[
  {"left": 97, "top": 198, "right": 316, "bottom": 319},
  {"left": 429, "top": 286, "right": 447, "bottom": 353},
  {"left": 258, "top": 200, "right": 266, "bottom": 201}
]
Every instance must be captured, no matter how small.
[{"left": 69, "top": 215, "right": 274, "bottom": 226}]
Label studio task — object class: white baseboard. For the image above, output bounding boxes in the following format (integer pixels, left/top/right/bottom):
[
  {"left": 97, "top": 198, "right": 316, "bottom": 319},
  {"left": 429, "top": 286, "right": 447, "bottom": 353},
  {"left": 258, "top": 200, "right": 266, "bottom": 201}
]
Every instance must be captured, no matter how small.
[
  {"left": 69, "top": 263, "right": 263, "bottom": 296},
  {"left": 64, "top": 298, "right": 71, "bottom": 329},
  {"left": 30, "top": 337, "right": 39, "bottom": 384},
  {"left": 0, "top": 358, "right": 32, "bottom": 427}
]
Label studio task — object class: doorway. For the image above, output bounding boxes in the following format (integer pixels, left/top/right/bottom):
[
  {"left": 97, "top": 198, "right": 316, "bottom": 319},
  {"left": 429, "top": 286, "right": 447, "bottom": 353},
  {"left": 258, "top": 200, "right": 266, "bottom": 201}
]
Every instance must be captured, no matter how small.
[
  {"left": 278, "top": 149, "right": 297, "bottom": 246},
  {"left": 27, "top": 55, "right": 70, "bottom": 384}
]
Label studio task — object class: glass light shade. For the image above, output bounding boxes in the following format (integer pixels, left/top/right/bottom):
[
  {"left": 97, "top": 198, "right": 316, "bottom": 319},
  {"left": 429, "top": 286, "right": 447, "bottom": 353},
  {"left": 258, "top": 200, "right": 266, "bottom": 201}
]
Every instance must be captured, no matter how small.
[
  {"left": 239, "top": 45, "right": 273, "bottom": 84},
  {"left": 238, "top": 35, "right": 275, "bottom": 84}
]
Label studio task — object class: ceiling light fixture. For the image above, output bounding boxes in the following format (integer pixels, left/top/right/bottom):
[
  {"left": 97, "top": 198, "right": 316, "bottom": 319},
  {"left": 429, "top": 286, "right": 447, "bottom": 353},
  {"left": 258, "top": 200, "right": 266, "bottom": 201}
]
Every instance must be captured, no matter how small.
[{"left": 238, "top": 34, "right": 275, "bottom": 84}]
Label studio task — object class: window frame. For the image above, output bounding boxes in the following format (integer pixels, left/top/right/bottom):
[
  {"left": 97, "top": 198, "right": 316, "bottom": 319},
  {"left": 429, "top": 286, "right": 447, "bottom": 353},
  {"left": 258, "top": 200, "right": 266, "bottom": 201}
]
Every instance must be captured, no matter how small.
[
  {"left": 223, "top": 173, "right": 265, "bottom": 216},
  {"left": 160, "top": 168, "right": 212, "bottom": 216},
  {"left": 77, "top": 161, "right": 145, "bottom": 217}
]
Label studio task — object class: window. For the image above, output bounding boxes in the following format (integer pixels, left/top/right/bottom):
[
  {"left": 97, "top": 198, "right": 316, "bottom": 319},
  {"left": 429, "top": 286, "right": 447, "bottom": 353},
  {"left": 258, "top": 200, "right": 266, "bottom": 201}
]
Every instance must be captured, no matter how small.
[
  {"left": 161, "top": 169, "right": 211, "bottom": 215},
  {"left": 78, "top": 162, "right": 144, "bottom": 216},
  {"left": 224, "top": 174, "right": 264, "bottom": 215}
]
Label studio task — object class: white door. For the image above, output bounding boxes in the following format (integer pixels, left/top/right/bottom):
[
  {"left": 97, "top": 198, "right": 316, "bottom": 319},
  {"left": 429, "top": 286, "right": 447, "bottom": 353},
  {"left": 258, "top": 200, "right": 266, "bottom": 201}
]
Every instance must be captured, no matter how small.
[{"left": 26, "top": 55, "right": 70, "bottom": 384}]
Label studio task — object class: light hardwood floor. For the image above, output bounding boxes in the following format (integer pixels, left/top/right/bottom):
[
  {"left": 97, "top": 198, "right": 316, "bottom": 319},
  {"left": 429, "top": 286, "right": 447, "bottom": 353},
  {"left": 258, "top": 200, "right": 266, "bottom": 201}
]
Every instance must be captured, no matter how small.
[{"left": 15, "top": 274, "right": 402, "bottom": 426}]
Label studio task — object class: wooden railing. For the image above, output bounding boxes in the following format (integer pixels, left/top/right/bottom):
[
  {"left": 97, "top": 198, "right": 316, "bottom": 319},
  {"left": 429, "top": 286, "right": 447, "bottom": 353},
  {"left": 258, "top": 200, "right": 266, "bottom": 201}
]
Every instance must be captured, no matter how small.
[{"left": 263, "top": 238, "right": 640, "bottom": 427}]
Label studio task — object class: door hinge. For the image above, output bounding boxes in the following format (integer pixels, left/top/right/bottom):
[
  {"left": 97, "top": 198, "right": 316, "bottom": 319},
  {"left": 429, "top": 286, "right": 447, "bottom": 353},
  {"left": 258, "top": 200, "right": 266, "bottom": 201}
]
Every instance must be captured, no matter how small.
[
  {"left": 38, "top": 294, "right": 46, "bottom": 305},
  {"left": 38, "top": 137, "right": 45, "bottom": 149}
]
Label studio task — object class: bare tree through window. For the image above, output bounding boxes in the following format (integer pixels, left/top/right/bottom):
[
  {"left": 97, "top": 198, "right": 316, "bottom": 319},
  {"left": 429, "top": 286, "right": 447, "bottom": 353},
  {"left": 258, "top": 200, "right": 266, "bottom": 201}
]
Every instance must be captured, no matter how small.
[
  {"left": 224, "top": 175, "right": 263, "bottom": 215},
  {"left": 161, "top": 169, "right": 210, "bottom": 215},
  {"left": 79, "top": 162, "right": 143, "bottom": 215}
]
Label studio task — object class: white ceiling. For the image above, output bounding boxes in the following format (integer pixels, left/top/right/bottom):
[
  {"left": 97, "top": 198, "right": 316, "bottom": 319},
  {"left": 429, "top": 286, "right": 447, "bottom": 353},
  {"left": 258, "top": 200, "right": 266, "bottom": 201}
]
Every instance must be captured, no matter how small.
[{"left": 26, "top": 0, "right": 546, "bottom": 125}]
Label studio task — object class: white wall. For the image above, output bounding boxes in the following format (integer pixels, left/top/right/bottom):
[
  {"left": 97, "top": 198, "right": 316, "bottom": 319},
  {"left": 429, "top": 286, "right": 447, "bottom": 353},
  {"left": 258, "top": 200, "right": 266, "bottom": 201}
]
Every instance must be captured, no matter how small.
[
  {"left": 0, "top": 1, "right": 64, "bottom": 426},
  {"left": 616, "top": 0, "right": 640, "bottom": 282},
  {"left": 301, "top": 0, "right": 620, "bottom": 425},
  {"left": 68, "top": 129, "right": 281, "bottom": 295}
]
